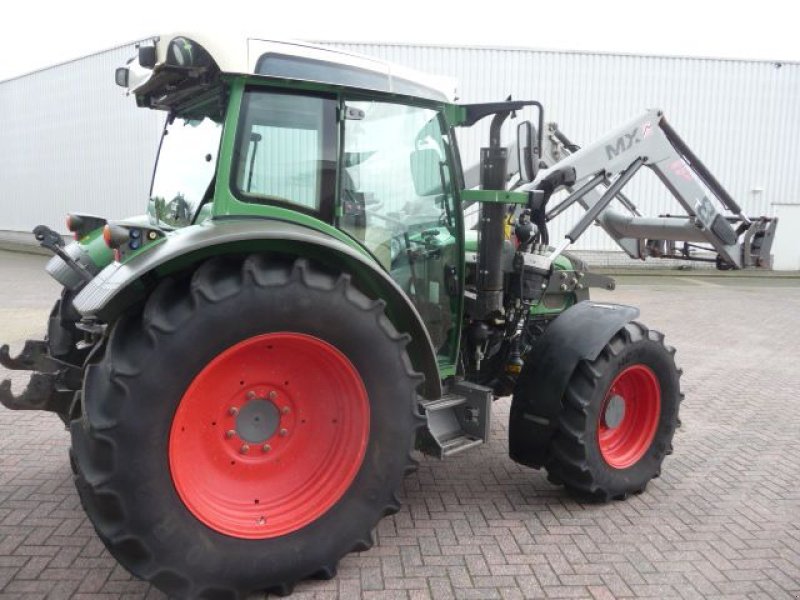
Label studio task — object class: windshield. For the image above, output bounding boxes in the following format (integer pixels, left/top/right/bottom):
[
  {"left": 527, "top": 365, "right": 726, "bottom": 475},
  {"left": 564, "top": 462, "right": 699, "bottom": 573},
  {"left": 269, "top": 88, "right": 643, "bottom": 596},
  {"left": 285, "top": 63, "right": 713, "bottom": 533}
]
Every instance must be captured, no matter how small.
[{"left": 149, "top": 115, "right": 222, "bottom": 228}]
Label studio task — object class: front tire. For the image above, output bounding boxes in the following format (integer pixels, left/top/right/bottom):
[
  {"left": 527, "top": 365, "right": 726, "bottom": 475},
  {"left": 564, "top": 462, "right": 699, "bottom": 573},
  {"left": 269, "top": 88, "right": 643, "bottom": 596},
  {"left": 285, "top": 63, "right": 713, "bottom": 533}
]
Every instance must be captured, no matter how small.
[
  {"left": 70, "top": 255, "right": 424, "bottom": 598},
  {"left": 545, "top": 321, "right": 682, "bottom": 501}
]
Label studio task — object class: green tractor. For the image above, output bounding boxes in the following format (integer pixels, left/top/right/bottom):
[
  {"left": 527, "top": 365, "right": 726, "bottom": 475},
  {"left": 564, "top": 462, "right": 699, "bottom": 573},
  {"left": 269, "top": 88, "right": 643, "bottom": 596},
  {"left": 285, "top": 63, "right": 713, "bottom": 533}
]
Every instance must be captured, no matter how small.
[{"left": 4, "top": 31, "right": 775, "bottom": 598}]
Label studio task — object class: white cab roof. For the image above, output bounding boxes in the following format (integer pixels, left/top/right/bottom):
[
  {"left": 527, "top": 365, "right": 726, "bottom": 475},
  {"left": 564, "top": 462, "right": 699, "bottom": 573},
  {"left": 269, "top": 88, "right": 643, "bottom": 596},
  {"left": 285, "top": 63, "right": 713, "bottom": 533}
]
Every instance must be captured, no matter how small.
[{"left": 145, "top": 32, "right": 457, "bottom": 102}]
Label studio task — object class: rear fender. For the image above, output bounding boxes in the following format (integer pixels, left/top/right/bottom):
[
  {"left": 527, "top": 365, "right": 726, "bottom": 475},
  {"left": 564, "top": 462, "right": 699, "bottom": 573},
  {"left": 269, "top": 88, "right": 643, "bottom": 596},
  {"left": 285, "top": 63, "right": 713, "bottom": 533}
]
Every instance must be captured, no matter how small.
[
  {"left": 509, "top": 301, "right": 639, "bottom": 468},
  {"left": 72, "top": 219, "right": 442, "bottom": 399}
]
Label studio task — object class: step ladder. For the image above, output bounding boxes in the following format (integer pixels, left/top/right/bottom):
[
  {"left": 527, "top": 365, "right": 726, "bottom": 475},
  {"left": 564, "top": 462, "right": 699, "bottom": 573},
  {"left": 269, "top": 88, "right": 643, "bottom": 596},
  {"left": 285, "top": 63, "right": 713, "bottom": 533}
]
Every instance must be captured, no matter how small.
[{"left": 418, "top": 381, "right": 493, "bottom": 458}]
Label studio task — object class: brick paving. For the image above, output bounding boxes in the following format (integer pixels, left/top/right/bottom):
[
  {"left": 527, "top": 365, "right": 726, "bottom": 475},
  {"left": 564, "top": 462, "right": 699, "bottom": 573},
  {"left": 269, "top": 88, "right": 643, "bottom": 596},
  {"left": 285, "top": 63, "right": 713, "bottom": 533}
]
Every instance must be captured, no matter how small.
[{"left": 1, "top": 252, "right": 799, "bottom": 599}]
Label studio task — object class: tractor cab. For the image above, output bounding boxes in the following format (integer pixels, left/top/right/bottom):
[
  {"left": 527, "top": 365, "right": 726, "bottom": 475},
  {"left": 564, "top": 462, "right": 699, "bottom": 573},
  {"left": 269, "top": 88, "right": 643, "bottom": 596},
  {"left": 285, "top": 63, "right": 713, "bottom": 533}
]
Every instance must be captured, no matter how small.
[{"left": 116, "top": 33, "right": 470, "bottom": 361}]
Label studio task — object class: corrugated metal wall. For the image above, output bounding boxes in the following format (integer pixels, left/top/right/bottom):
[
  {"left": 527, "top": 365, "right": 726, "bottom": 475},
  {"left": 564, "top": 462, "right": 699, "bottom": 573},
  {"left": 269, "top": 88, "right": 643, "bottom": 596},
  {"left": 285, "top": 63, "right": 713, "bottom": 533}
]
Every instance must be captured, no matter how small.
[
  {"left": 0, "top": 43, "right": 164, "bottom": 234},
  {"left": 322, "top": 43, "right": 800, "bottom": 250},
  {"left": 1, "top": 41, "right": 797, "bottom": 253}
]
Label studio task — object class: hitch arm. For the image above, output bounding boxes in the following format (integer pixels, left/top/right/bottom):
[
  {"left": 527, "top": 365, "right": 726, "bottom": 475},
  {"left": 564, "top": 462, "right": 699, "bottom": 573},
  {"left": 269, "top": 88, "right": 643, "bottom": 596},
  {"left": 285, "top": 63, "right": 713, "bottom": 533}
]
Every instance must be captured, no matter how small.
[
  {"left": 1, "top": 340, "right": 61, "bottom": 372},
  {"left": 1, "top": 339, "right": 82, "bottom": 416},
  {"left": 0, "top": 372, "right": 75, "bottom": 415},
  {"left": 1, "top": 340, "right": 80, "bottom": 416}
]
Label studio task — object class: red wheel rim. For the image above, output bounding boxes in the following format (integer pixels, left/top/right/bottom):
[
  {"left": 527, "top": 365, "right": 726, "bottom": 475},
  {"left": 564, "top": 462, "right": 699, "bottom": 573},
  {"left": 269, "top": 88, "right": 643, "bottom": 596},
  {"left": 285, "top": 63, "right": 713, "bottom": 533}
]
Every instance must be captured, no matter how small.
[
  {"left": 597, "top": 364, "right": 661, "bottom": 469},
  {"left": 169, "top": 333, "right": 370, "bottom": 539}
]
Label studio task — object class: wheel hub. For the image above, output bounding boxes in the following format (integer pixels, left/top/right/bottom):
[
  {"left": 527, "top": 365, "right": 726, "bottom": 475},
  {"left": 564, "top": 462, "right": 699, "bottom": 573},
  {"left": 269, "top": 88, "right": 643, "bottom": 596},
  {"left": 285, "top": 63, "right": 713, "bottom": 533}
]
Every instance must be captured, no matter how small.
[
  {"left": 236, "top": 399, "right": 280, "bottom": 443},
  {"left": 603, "top": 394, "right": 625, "bottom": 429},
  {"left": 224, "top": 388, "right": 295, "bottom": 455},
  {"left": 597, "top": 364, "right": 661, "bottom": 469}
]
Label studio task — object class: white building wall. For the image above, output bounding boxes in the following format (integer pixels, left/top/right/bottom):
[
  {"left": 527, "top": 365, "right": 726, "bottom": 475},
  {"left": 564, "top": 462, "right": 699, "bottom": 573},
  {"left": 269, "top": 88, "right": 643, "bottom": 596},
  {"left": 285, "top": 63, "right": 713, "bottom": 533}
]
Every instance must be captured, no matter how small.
[
  {"left": 1, "top": 40, "right": 798, "bottom": 256},
  {"left": 771, "top": 203, "right": 800, "bottom": 270},
  {"left": 0, "top": 43, "right": 164, "bottom": 234}
]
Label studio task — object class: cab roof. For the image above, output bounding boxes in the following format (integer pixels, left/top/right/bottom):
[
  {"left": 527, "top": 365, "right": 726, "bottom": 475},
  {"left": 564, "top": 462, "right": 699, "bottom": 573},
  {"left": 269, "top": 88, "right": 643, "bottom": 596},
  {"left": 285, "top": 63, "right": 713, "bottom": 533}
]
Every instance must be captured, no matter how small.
[{"left": 126, "top": 32, "right": 457, "bottom": 103}]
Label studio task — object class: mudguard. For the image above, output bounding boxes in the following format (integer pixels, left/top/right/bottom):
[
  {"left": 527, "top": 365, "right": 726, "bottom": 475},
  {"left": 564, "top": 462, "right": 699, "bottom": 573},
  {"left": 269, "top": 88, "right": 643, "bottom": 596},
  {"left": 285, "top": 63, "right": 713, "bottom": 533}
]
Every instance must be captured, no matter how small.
[
  {"left": 72, "top": 218, "right": 442, "bottom": 399},
  {"left": 509, "top": 301, "right": 639, "bottom": 468}
]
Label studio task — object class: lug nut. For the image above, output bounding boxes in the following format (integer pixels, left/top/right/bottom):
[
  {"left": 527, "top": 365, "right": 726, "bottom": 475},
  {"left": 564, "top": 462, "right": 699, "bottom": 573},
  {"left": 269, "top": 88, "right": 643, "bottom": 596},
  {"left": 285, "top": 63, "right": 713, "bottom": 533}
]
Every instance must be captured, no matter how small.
[
  {"left": 229, "top": 406, "right": 239, "bottom": 416},
  {"left": 560, "top": 283, "right": 568, "bottom": 291},
  {"left": 279, "top": 428, "right": 288, "bottom": 437},
  {"left": 262, "top": 444, "right": 271, "bottom": 452},
  {"left": 240, "top": 444, "right": 250, "bottom": 454},
  {"left": 225, "top": 429, "right": 235, "bottom": 439},
  {"left": 281, "top": 406, "right": 290, "bottom": 415},
  {"left": 246, "top": 391, "right": 256, "bottom": 400},
  {"left": 268, "top": 390, "right": 277, "bottom": 400}
]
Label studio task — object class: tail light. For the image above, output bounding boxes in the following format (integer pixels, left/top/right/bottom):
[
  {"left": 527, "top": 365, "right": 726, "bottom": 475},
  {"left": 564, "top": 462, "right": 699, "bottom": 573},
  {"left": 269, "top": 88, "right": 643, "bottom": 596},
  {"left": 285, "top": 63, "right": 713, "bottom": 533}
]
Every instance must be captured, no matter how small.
[
  {"left": 66, "top": 214, "right": 107, "bottom": 241},
  {"left": 102, "top": 223, "right": 165, "bottom": 262},
  {"left": 102, "top": 224, "right": 131, "bottom": 249}
]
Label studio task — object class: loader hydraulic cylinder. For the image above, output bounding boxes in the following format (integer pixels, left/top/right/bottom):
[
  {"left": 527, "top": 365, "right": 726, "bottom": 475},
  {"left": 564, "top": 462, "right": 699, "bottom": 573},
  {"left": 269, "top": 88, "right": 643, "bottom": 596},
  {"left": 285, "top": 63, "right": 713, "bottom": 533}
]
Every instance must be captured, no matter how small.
[{"left": 476, "top": 111, "right": 511, "bottom": 318}]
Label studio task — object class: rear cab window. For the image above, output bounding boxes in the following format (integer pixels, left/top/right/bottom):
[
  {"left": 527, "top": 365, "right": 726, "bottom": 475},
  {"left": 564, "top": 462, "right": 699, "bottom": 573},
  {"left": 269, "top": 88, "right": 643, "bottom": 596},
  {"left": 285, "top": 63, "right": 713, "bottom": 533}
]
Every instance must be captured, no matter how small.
[{"left": 231, "top": 90, "right": 337, "bottom": 216}]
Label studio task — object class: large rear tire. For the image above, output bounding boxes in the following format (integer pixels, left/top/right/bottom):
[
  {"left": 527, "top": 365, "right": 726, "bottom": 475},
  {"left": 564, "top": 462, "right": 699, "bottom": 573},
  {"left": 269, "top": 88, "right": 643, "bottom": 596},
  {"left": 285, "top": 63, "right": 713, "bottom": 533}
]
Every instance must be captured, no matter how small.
[
  {"left": 545, "top": 321, "right": 682, "bottom": 501},
  {"left": 70, "top": 255, "right": 424, "bottom": 598}
]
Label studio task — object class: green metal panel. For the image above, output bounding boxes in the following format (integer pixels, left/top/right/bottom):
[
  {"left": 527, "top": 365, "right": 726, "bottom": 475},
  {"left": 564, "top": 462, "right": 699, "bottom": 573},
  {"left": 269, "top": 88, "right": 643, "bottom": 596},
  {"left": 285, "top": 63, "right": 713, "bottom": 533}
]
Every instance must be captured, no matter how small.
[
  {"left": 528, "top": 254, "right": 578, "bottom": 316},
  {"left": 442, "top": 103, "right": 467, "bottom": 127},
  {"left": 460, "top": 189, "right": 529, "bottom": 205}
]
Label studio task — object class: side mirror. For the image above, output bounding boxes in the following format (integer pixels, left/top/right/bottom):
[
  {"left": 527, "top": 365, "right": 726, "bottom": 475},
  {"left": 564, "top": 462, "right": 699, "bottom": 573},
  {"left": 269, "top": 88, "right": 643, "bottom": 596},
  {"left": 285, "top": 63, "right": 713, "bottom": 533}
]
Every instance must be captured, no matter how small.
[
  {"left": 114, "top": 67, "right": 129, "bottom": 88},
  {"left": 409, "top": 148, "right": 445, "bottom": 196},
  {"left": 516, "top": 120, "right": 539, "bottom": 183}
]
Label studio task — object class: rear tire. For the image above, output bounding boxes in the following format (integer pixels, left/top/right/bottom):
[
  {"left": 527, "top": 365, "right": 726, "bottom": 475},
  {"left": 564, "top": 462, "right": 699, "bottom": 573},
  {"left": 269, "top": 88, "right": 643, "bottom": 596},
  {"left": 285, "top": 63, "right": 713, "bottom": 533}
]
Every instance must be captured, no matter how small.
[
  {"left": 70, "top": 255, "right": 423, "bottom": 599},
  {"left": 545, "top": 321, "right": 682, "bottom": 501}
]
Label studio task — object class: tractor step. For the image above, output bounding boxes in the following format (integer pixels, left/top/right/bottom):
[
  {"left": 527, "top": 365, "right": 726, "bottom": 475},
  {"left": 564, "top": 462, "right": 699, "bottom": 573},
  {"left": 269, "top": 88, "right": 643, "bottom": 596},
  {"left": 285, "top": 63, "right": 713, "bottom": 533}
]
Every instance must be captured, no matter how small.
[
  {"left": 439, "top": 434, "right": 484, "bottom": 457},
  {"left": 420, "top": 394, "right": 469, "bottom": 412},
  {"left": 417, "top": 381, "right": 493, "bottom": 459}
]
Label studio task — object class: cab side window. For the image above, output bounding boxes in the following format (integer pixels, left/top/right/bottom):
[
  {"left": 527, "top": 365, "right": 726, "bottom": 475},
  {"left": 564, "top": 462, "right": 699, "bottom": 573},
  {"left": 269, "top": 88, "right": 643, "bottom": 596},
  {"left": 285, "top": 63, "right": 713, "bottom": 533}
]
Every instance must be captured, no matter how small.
[{"left": 232, "top": 91, "right": 337, "bottom": 214}]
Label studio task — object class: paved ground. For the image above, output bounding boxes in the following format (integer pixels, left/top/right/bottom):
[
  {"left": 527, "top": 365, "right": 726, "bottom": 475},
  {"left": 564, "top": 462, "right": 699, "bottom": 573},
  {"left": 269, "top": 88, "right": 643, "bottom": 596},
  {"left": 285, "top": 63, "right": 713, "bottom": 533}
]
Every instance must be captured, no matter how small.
[{"left": 0, "top": 250, "right": 799, "bottom": 599}]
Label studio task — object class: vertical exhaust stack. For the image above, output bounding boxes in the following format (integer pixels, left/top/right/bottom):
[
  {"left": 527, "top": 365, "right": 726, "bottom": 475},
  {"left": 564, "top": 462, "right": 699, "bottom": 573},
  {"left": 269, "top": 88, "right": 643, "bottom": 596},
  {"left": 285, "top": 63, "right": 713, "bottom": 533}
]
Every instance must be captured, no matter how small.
[{"left": 476, "top": 112, "right": 510, "bottom": 318}]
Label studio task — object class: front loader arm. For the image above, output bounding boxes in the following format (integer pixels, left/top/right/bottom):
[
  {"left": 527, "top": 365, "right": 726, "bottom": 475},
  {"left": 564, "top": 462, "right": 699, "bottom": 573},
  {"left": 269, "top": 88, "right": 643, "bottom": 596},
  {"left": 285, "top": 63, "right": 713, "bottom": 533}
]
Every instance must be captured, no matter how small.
[{"left": 522, "top": 109, "right": 777, "bottom": 269}]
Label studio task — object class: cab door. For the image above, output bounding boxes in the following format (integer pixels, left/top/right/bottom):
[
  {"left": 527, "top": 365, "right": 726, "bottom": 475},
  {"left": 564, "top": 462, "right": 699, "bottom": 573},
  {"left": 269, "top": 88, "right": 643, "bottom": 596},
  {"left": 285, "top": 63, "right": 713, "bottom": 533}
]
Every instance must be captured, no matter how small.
[{"left": 338, "top": 100, "right": 462, "bottom": 365}]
